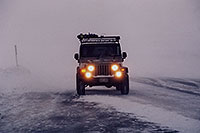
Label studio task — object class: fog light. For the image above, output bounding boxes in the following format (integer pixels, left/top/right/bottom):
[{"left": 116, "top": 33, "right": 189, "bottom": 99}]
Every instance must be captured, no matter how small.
[
  {"left": 115, "top": 71, "right": 122, "bottom": 78},
  {"left": 85, "top": 72, "right": 92, "bottom": 78}
]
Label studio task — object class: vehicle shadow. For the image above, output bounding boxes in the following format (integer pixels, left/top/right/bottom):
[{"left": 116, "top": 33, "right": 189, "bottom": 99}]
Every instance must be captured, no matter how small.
[{"left": 85, "top": 87, "right": 121, "bottom": 96}]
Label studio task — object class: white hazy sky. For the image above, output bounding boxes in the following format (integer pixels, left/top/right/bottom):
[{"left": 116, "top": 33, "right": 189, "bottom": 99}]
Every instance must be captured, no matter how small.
[{"left": 0, "top": 0, "right": 200, "bottom": 79}]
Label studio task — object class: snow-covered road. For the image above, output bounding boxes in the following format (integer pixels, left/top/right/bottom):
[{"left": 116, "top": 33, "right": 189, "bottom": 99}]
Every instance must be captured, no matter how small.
[
  {"left": 80, "top": 77, "right": 200, "bottom": 133},
  {"left": 0, "top": 69, "right": 200, "bottom": 133},
  {"left": 0, "top": 91, "right": 176, "bottom": 133}
]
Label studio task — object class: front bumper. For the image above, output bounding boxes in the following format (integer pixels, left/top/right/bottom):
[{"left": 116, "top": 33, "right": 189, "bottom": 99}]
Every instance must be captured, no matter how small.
[{"left": 80, "top": 75, "right": 124, "bottom": 86}]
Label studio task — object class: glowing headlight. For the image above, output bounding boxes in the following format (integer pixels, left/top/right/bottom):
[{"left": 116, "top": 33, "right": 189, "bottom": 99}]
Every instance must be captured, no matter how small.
[
  {"left": 85, "top": 72, "right": 92, "bottom": 78},
  {"left": 111, "top": 64, "right": 119, "bottom": 71},
  {"left": 88, "top": 65, "right": 95, "bottom": 72},
  {"left": 115, "top": 71, "right": 122, "bottom": 78}
]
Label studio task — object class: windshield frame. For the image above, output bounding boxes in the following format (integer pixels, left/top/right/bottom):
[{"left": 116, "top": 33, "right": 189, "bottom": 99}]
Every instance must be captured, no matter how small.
[{"left": 79, "top": 44, "right": 121, "bottom": 58}]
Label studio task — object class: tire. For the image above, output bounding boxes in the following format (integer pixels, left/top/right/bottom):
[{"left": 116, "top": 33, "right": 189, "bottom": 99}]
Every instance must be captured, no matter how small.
[
  {"left": 76, "top": 74, "right": 85, "bottom": 95},
  {"left": 116, "top": 85, "right": 121, "bottom": 91},
  {"left": 120, "top": 75, "right": 129, "bottom": 95}
]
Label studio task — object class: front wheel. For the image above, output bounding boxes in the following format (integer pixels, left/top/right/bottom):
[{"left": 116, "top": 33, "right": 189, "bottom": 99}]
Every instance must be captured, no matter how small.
[
  {"left": 120, "top": 75, "right": 129, "bottom": 95},
  {"left": 76, "top": 74, "right": 85, "bottom": 95}
]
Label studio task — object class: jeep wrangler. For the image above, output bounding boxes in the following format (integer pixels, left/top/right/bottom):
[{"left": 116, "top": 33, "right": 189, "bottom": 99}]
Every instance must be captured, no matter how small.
[{"left": 74, "top": 33, "right": 129, "bottom": 95}]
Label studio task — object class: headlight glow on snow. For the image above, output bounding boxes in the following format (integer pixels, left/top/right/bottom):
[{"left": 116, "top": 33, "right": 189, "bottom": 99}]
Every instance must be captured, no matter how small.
[
  {"left": 115, "top": 71, "right": 122, "bottom": 78},
  {"left": 85, "top": 72, "right": 92, "bottom": 78},
  {"left": 88, "top": 65, "right": 95, "bottom": 72},
  {"left": 111, "top": 64, "right": 119, "bottom": 71}
]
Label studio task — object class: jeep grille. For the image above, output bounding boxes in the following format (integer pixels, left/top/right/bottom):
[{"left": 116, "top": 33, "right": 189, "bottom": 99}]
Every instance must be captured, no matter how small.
[{"left": 95, "top": 64, "right": 111, "bottom": 75}]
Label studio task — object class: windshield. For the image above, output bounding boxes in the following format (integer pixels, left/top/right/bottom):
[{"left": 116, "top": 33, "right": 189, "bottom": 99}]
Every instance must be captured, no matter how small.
[{"left": 80, "top": 44, "right": 121, "bottom": 58}]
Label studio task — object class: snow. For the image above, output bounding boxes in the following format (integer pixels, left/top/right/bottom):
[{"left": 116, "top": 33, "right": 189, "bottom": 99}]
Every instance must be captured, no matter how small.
[
  {"left": 1, "top": 66, "right": 200, "bottom": 132},
  {"left": 0, "top": 66, "right": 72, "bottom": 94},
  {"left": 79, "top": 95, "right": 200, "bottom": 133},
  {"left": 134, "top": 77, "right": 200, "bottom": 96}
]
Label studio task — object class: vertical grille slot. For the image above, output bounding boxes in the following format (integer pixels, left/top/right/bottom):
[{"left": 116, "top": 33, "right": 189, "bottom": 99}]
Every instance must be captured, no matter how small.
[{"left": 95, "top": 64, "right": 111, "bottom": 76}]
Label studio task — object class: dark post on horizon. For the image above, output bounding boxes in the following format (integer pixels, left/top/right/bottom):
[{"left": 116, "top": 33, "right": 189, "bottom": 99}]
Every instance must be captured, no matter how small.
[{"left": 14, "top": 45, "right": 19, "bottom": 67}]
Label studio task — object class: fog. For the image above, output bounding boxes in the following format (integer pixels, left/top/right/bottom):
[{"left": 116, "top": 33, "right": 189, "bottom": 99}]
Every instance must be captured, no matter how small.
[{"left": 1, "top": 0, "right": 200, "bottom": 88}]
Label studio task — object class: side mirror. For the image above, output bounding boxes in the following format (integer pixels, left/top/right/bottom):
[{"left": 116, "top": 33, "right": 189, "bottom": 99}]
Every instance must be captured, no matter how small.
[
  {"left": 122, "top": 52, "right": 127, "bottom": 59},
  {"left": 74, "top": 53, "right": 79, "bottom": 60}
]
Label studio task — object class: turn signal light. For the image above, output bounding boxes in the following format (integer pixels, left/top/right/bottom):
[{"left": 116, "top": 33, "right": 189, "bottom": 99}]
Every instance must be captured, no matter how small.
[{"left": 81, "top": 69, "right": 86, "bottom": 73}]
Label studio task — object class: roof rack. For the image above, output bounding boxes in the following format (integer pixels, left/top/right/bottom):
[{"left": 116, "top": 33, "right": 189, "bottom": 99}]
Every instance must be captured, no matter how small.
[{"left": 77, "top": 33, "right": 120, "bottom": 44}]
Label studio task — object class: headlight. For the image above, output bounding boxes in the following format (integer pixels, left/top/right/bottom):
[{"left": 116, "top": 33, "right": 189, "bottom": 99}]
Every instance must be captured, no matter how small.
[
  {"left": 85, "top": 72, "right": 92, "bottom": 78},
  {"left": 88, "top": 65, "right": 95, "bottom": 72},
  {"left": 111, "top": 64, "right": 119, "bottom": 71},
  {"left": 115, "top": 71, "right": 122, "bottom": 78}
]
